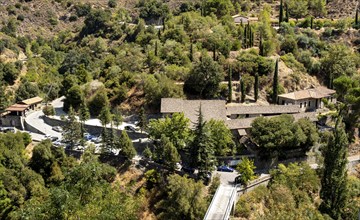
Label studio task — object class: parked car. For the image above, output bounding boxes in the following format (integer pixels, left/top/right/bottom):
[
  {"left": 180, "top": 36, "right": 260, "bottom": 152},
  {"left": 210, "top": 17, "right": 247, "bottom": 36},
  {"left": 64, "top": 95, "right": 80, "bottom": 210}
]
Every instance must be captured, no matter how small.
[
  {"left": 53, "top": 140, "right": 63, "bottom": 146},
  {"left": 124, "top": 125, "right": 137, "bottom": 132},
  {"left": 91, "top": 136, "right": 102, "bottom": 143},
  {"left": 181, "top": 166, "right": 195, "bottom": 174},
  {"left": 84, "top": 133, "right": 94, "bottom": 141},
  {"left": 217, "top": 165, "right": 235, "bottom": 172},
  {"left": 1, "top": 127, "right": 16, "bottom": 133},
  {"left": 52, "top": 126, "right": 63, "bottom": 132},
  {"left": 234, "top": 175, "right": 244, "bottom": 185}
]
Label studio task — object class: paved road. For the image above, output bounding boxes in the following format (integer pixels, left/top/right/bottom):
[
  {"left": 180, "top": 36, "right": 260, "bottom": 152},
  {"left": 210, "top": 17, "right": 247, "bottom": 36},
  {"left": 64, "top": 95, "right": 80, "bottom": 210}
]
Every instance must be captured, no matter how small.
[
  {"left": 213, "top": 170, "right": 239, "bottom": 186},
  {"left": 52, "top": 96, "right": 66, "bottom": 116},
  {"left": 25, "top": 111, "right": 62, "bottom": 139}
]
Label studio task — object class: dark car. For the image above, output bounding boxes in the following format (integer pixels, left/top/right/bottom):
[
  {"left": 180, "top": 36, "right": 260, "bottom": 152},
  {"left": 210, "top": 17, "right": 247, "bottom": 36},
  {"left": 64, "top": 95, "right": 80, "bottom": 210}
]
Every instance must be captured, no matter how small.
[
  {"left": 181, "top": 166, "right": 195, "bottom": 174},
  {"left": 198, "top": 171, "right": 212, "bottom": 185},
  {"left": 234, "top": 175, "right": 244, "bottom": 185},
  {"left": 217, "top": 165, "right": 235, "bottom": 172},
  {"left": 124, "top": 125, "right": 137, "bottom": 132}
]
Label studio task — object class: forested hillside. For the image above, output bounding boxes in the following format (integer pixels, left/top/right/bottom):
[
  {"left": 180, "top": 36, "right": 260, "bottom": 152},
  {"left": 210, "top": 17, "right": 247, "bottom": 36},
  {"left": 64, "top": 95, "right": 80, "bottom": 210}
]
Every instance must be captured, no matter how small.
[{"left": 0, "top": 0, "right": 360, "bottom": 219}]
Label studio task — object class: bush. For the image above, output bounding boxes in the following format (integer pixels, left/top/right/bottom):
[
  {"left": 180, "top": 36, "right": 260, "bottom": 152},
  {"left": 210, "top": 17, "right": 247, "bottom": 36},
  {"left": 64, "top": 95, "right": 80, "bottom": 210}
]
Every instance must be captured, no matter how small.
[
  {"left": 69, "top": 15, "right": 78, "bottom": 22},
  {"left": 108, "top": 0, "right": 117, "bottom": 8},
  {"left": 49, "top": 17, "right": 58, "bottom": 26},
  {"left": 43, "top": 105, "right": 55, "bottom": 116},
  {"left": 22, "top": 132, "right": 32, "bottom": 146},
  {"left": 74, "top": 3, "right": 91, "bottom": 17},
  {"left": 17, "top": 14, "right": 25, "bottom": 21}
]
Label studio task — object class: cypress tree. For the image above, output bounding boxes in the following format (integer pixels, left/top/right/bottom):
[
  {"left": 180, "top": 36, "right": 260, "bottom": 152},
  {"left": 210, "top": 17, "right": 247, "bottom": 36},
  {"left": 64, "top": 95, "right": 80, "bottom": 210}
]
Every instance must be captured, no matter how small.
[
  {"left": 247, "top": 22, "right": 251, "bottom": 48},
  {"left": 240, "top": 78, "right": 245, "bottom": 103},
  {"left": 279, "top": 0, "right": 283, "bottom": 25},
  {"left": 213, "top": 44, "right": 216, "bottom": 60},
  {"left": 319, "top": 117, "right": 348, "bottom": 219},
  {"left": 155, "top": 40, "right": 158, "bottom": 57},
  {"left": 310, "top": 16, "right": 314, "bottom": 29},
  {"left": 162, "top": 17, "right": 166, "bottom": 31},
  {"left": 63, "top": 106, "right": 82, "bottom": 149},
  {"left": 243, "top": 25, "right": 247, "bottom": 48},
  {"left": 138, "top": 107, "right": 147, "bottom": 133},
  {"left": 228, "top": 66, "right": 232, "bottom": 103},
  {"left": 254, "top": 73, "right": 259, "bottom": 102},
  {"left": 251, "top": 32, "right": 254, "bottom": 47},
  {"left": 259, "top": 33, "right": 264, "bottom": 56},
  {"left": 356, "top": 8, "right": 359, "bottom": 27},
  {"left": 0, "top": 81, "right": 8, "bottom": 111},
  {"left": 79, "top": 101, "right": 90, "bottom": 145},
  {"left": 272, "top": 59, "right": 279, "bottom": 104},
  {"left": 285, "top": 4, "right": 289, "bottom": 22},
  {"left": 189, "top": 43, "right": 193, "bottom": 62}
]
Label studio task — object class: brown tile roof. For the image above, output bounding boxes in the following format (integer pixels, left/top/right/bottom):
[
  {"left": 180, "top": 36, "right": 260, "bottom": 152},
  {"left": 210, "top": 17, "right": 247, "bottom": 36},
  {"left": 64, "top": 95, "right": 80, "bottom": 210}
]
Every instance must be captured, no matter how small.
[
  {"left": 278, "top": 86, "right": 335, "bottom": 100},
  {"left": 20, "top": 96, "right": 43, "bottom": 105},
  {"left": 161, "top": 98, "right": 226, "bottom": 125},
  {"left": 6, "top": 104, "right": 29, "bottom": 112},
  {"left": 226, "top": 105, "right": 300, "bottom": 115},
  {"left": 225, "top": 112, "right": 317, "bottom": 129}
]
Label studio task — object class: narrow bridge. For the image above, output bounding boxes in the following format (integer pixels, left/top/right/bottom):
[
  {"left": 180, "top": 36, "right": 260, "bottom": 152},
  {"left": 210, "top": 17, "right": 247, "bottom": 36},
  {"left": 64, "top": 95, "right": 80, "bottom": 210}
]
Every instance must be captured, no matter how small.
[{"left": 203, "top": 174, "right": 271, "bottom": 220}]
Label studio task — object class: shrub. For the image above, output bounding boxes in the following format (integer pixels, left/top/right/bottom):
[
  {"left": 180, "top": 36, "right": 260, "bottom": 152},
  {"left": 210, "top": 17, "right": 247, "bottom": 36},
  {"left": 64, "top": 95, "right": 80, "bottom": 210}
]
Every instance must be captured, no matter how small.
[
  {"left": 43, "top": 105, "right": 55, "bottom": 116},
  {"left": 108, "top": 0, "right": 117, "bottom": 8},
  {"left": 49, "top": 17, "right": 58, "bottom": 26},
  {"left": 69, "top": 15, "right": 78, "bottom": 22},
  {"left": 74, "top": 3, "right": 91, "bottom": 17},
  {"left": 17, "top": 14, "right": 25, "bottom": 21}
]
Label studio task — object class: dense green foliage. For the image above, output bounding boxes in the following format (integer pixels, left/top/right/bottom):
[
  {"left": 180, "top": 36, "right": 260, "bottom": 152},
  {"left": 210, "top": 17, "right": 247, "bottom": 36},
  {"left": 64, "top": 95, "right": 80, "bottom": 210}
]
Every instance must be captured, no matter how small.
[
  {"left": 0, "top": 132, "right": 142, "bottom": 219},
  {"left": 250, "top": 115, "right": 319, "bottom": 157},
  {"left": 155, "top": 174, "right": 207, "bottom": 219}
]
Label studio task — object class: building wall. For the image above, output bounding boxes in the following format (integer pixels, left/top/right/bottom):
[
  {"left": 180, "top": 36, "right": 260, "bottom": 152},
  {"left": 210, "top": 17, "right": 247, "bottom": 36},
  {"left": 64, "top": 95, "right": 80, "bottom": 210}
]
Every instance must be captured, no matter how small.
[
  {"left": 279, "top": 95, "right": 336, "bottom": 111},
  {"left": 0, "top": 115, "right": 23, "bottom": 128}
]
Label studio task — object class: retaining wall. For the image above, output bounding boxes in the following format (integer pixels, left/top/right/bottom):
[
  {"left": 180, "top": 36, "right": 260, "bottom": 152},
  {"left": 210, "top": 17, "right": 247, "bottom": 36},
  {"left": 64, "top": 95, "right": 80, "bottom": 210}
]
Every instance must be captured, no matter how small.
[{"left": 43, "top": 115, "right": 147, "bottom": 139}]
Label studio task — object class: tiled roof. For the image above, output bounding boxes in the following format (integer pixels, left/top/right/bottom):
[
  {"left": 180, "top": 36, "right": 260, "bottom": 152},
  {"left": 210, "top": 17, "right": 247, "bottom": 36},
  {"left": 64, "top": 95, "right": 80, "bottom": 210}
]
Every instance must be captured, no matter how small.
[
  {"left": 20, "top": 96, "right": 43, "bottom": 105},
  {"left": 278, "top": 86, "right": 335, "bottom": 100},
  {"left": 226, "top": 112, "right": 317, "bottom": 129},
  {"left": 226, "top": 105, "right": 300, "bottom": 115},
  {"left": 6, "top": 104, "right": 29, "bottom": 112},
  {"left": 161, "top": 98, "right": 226, "bottom": 125}
]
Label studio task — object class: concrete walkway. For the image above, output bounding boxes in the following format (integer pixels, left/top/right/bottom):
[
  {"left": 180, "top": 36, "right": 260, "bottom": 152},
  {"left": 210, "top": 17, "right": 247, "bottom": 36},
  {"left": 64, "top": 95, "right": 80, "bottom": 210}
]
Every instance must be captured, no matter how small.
[
  {"left": 204, "top": 184, "right": 235, "bottom": 220},
  {"left": 25, "top": 111, "right": 62, "bottom": 139}
]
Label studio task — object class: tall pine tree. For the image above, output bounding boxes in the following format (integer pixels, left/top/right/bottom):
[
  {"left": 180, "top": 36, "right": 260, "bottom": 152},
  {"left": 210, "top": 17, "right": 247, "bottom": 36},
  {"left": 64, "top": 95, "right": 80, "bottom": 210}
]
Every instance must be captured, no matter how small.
[
  {"left": 0, "top": 81, "right": 8, "bottom": 112},
  {"left": 279, "top": 0, "right": 284, "bottom": 25},
  {"left": 189, "top": 43, "right": 193, "bottom": 62},
  {"left": 319, "top": 117, "right": 348, "bottom": 219},
  {"left": 272, "top": 59, "right": 279, "bottom": 104},
  {"left": 63, "top": 106, "right": 82, "bottom": 149},
  {"left": 254, "top": 73, "right": 259, "bottom": 102},
  {"left": 189, "top": 105, "right": 215, "bottom": 172},
  {"left": 240, "top": 78, "right": 245, "bottom": 103},
  {"left": 99, "top": 104, "right": 112, "bottom": 150},
  {"left": 228, "top": 66, "right": 232, "bottom": 103},
  {"left": 138, "top": 107, "right": 147, "bottom": 133},
  {"left": 79, "top": 101, "right": 90, "bottom": 145},
  {"left": 259, "top": 33, "right": 264, "bottom": 56}
]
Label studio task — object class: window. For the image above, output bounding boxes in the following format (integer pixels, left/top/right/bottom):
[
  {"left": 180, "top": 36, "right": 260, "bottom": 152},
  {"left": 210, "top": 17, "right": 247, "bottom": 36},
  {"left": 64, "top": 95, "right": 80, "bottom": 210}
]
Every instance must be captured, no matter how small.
[
  {"left": 304, "top": 102, "right": 307, "bottom": 107},
  {"left": 300, "top": 103, "right": 303, "bottom": 108},
  {"left": 308, "top": 101, "right": 310, "bottom": 107}
]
